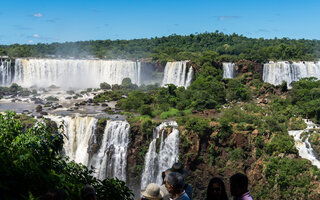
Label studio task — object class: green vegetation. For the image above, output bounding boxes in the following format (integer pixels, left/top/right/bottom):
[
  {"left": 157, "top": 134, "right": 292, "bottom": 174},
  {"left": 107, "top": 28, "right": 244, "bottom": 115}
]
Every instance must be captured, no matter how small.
[
  {"left": 0, "top": 112, "right": 133, "bottom": 200},
  {"left": 1, "top": 32, "right": 320, "bottom": 62},
  {"left": 94, "top": 90, "right": 125, "bottom": 103},
  {"left": 0, "top": 83, "right": 32, "bottom": 97},
  {"left": 100, "top": 82, "right": 111, "bottom": 90},
  {"left": 46, "top": 96, "right": 59, "bottom": 101}
]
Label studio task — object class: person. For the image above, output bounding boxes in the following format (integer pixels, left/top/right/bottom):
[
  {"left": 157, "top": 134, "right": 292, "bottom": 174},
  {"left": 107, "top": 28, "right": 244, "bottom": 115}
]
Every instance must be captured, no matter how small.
[
  {"left": 170, "top": 162, "right": 192, "bottom": 199},
  {"left": 230, "top": 173, "right": 253, "bottom": 200},
  {"left": 140, "top": 183, "right": 163, "bottom": 200},
  {"left": 206, "top": 177, "right": 228, "bottom": 200},
  {"left": 160, "top": 169, "right": 172, "bottom": 200},
  {"left": 42, "top": 188, "right": 66, "bottom": 200},
  {"left": 81, "top": 185, "right": 97, "bottom": 200},
  {"left": 165, "top": 172, "right": 190, "bottom": 200}
]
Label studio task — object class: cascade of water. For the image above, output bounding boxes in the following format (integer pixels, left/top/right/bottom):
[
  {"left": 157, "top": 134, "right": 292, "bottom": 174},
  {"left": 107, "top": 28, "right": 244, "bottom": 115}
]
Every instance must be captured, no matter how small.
[
  {"left": 140, "top": 121, "right": 179, "bottom": 190},
  {"left": 222, "top": 62, "right": 235, "bottom": 78},
  {"left": 263, "top": 61, "right": 320, "bottom": 86},
  {"left": 49, "top": 115, "right": 98, "bottom": 166},
  {"left": 48, "top": 115, "right": 130, "bottom": 181},
  {"left": 89, "top": 120, "right": 130, "bottom": 181},
  {"left": 12, "top": 58, "right": 142, "bottom": 88},
  {"left": 288, "top": 119, "right": 320, "bottom": 168},
  {"left": 162, "top": 61, "right": 193, "bottom": 88},
  {"left": 0, "top": 59, "right": 12, "bottom": 86}
]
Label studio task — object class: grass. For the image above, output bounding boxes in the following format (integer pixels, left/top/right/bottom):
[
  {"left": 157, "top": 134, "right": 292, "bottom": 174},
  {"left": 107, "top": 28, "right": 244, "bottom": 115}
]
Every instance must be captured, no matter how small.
[{"left": 160, "top": 108, "right": 180, "bottom": 119}]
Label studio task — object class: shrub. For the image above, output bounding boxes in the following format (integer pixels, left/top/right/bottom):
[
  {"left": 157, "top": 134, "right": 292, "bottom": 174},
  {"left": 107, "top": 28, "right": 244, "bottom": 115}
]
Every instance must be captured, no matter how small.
[
  {"left": 46, "top": 96, "right": 59, "bottom": 101},
  {"left": 100, "top": 82, "right": 111, "bottom": 90},
  {"left": 139, "top": 105, "right": 153, "bottom": 116},
  {"left": 230, "top": 147, "right": 246, "bottom": 161},
  {"left": 266, "top": 133, "right": 297, "bottom": 156}
]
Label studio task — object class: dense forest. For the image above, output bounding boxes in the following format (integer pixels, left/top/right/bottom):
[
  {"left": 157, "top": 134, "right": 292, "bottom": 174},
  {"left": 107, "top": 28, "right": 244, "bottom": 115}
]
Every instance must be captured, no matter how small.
[{"left": 1, "top": 31, "right": 320, "bottom": 63}]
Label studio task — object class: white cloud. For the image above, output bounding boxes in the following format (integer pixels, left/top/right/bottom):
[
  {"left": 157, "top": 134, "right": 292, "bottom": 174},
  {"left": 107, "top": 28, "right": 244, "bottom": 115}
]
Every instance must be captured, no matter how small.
[
  {"left": 33, "top": 34, "right": 39, "bottom": 38},
  {"left": 218, "top": 16, "right": 240, "bottom": 21},
  {"left": 33, "top": 13, "right": 43, "bottom": 17},
  {"left": 28, "top": 40, "right": 34, "bottom": 43}
]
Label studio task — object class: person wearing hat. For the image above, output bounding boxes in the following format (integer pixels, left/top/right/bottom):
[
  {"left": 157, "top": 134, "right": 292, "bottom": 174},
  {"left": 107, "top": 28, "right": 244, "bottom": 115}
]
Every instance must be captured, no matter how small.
[
  {"left": 170, "top": 163, "right": 192, "bottom": 199},
  {"left": 140, "top": 183, "right": 163, "bottom": 200}
]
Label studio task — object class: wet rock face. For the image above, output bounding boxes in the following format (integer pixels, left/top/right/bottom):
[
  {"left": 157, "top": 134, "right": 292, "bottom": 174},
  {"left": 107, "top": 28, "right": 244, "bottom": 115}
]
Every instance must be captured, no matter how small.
[
  {"left": 232, "top": 132, "right": 249, "bottom": 150},
  {"left": 88, "top": 118, "right": 106, "bottom": 155},
  {"left": 235, "top": 60, "right": 263, "bottom": 76},
  {"left": 126, "top": 124, "right": 152, "bottom": 198},
  {"left": 178, "top": 126, "right": 264, "bottom": 200}
]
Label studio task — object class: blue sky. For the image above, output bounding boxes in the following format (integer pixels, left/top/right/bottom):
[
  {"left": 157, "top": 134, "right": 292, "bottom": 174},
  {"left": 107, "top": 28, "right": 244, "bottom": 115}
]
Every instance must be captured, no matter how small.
[{"left": 1, "top": 0, "right": 320, "bottom": 45}]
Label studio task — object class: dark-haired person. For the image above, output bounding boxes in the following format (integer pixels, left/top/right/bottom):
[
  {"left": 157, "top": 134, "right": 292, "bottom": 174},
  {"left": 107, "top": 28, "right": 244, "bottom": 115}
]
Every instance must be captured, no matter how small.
[
  {"left": 207, "top": 177, "right": 228, "bottom": 200},
  {"left": 170, "top": 162, "right": 192, "bottom": 199},
  {"left": 230, "top": 173, "right": 253, "bottom": 200},
  {"left": 42, "top": 188, "right": 66, "bottom": 200},
  {"left": 81, "top": 185, "right": 97, "bottom": 200},
  {"left": 165, "top": 172, "right": 190, "bottom": 200}
]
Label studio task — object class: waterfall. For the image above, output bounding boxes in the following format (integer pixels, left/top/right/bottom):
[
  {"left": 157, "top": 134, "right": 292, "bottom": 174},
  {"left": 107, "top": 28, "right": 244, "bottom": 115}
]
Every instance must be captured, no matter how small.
[
  {"left": 140, "top": 121, "right": 180, "bottom": 190},
  {"left": 48, "top": 115, "right": 130, "bottom": 181},
  {"left": 0, "top": 59, "right": 12, "bottom": 86},
  {"left": 10, "top": 58, "right": 142, "bottom": 88},
  {"left": 89, "top": 120, "right": 130, "bottom": 181},
  {"left": 263, "top": 61, "right": 320, "bottom": 86},
  {"left": 49, "top": 115, "right": 98, "bottom": 166},
  {"left": 222, "top": 62, "right": 235, "bottom": 78},
  {"left": 162, "top": 61, "right": 193, "bottom": 88},
  {"left": 288, "top": 119, "right": 320, "bottom": 168}
]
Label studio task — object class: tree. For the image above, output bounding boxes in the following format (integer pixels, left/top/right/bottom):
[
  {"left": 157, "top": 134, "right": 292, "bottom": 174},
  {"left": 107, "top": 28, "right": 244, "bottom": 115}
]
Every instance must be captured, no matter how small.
[{"left": 100, "top": 82, "right": 111, "bottom": 90}]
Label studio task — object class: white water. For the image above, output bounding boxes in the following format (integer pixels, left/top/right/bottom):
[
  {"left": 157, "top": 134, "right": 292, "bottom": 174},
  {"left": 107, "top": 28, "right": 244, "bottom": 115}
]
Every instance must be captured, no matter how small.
[
  {"left": 49, "top": 115, "right": 97, "bottom": 165},
  {"left": 0, "top": 59, "right": 12, "bottom": 86},
  {"left": 222, "top": 62, "right": 235, "bottom": 78},
  {"left": 288, "top": 119, "right": 320, "bottom": 168},
  {"left": 140, "top": 121, "right": 180, "bottom": 190},
  {"left": 89, "top": 120, "right": 130, "bottom": 181},
  {"left": 11, "top": 58, "right": 142, "bottom": 88},
  {"left": 162, "top": 61, "right": 193, "bottom": 88},
  {"left": 48, "top": 115, "right": 130, "bottom": 180},
  {"left": 263, "top": 61, "right": 320, "bottom": 86}
]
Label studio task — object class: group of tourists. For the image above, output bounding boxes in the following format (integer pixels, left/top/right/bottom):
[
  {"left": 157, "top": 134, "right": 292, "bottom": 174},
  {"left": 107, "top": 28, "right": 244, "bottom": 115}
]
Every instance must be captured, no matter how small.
[
  {"left": 42, "top": 162, "right": 253, "bottom": 200},
  {"left": 140, "top": 162, "right": 253, "bottom": 200}
]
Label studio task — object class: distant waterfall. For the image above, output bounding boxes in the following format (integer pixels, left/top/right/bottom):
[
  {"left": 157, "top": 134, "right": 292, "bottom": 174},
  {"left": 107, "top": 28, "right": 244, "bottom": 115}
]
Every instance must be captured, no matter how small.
[
  {"left": 140, "top": 121, "right": 180, "bottom": 190},
  {"left": 288, "top": 119, "right": 320, "bottom": 168},
  {"left": 223, "top": 62, "right": 235, "bottom": 78},
  {"left": 11, "top": 58, "right": 142, "bottom": 88},
  {"left": 49, "top": 115, "right": 130, "bottom": 181},
  {"left": 162, "top": 61, "right": 194, "bottom": 88},
  {"left": 0, "top": 59, "right": 12, "bottom": 86},
  {"left": 263, "top": 61, "right": 320, "bottom": 86},
  {"left": 89, "top": 120, "right": 130, "bottom": 181}
]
